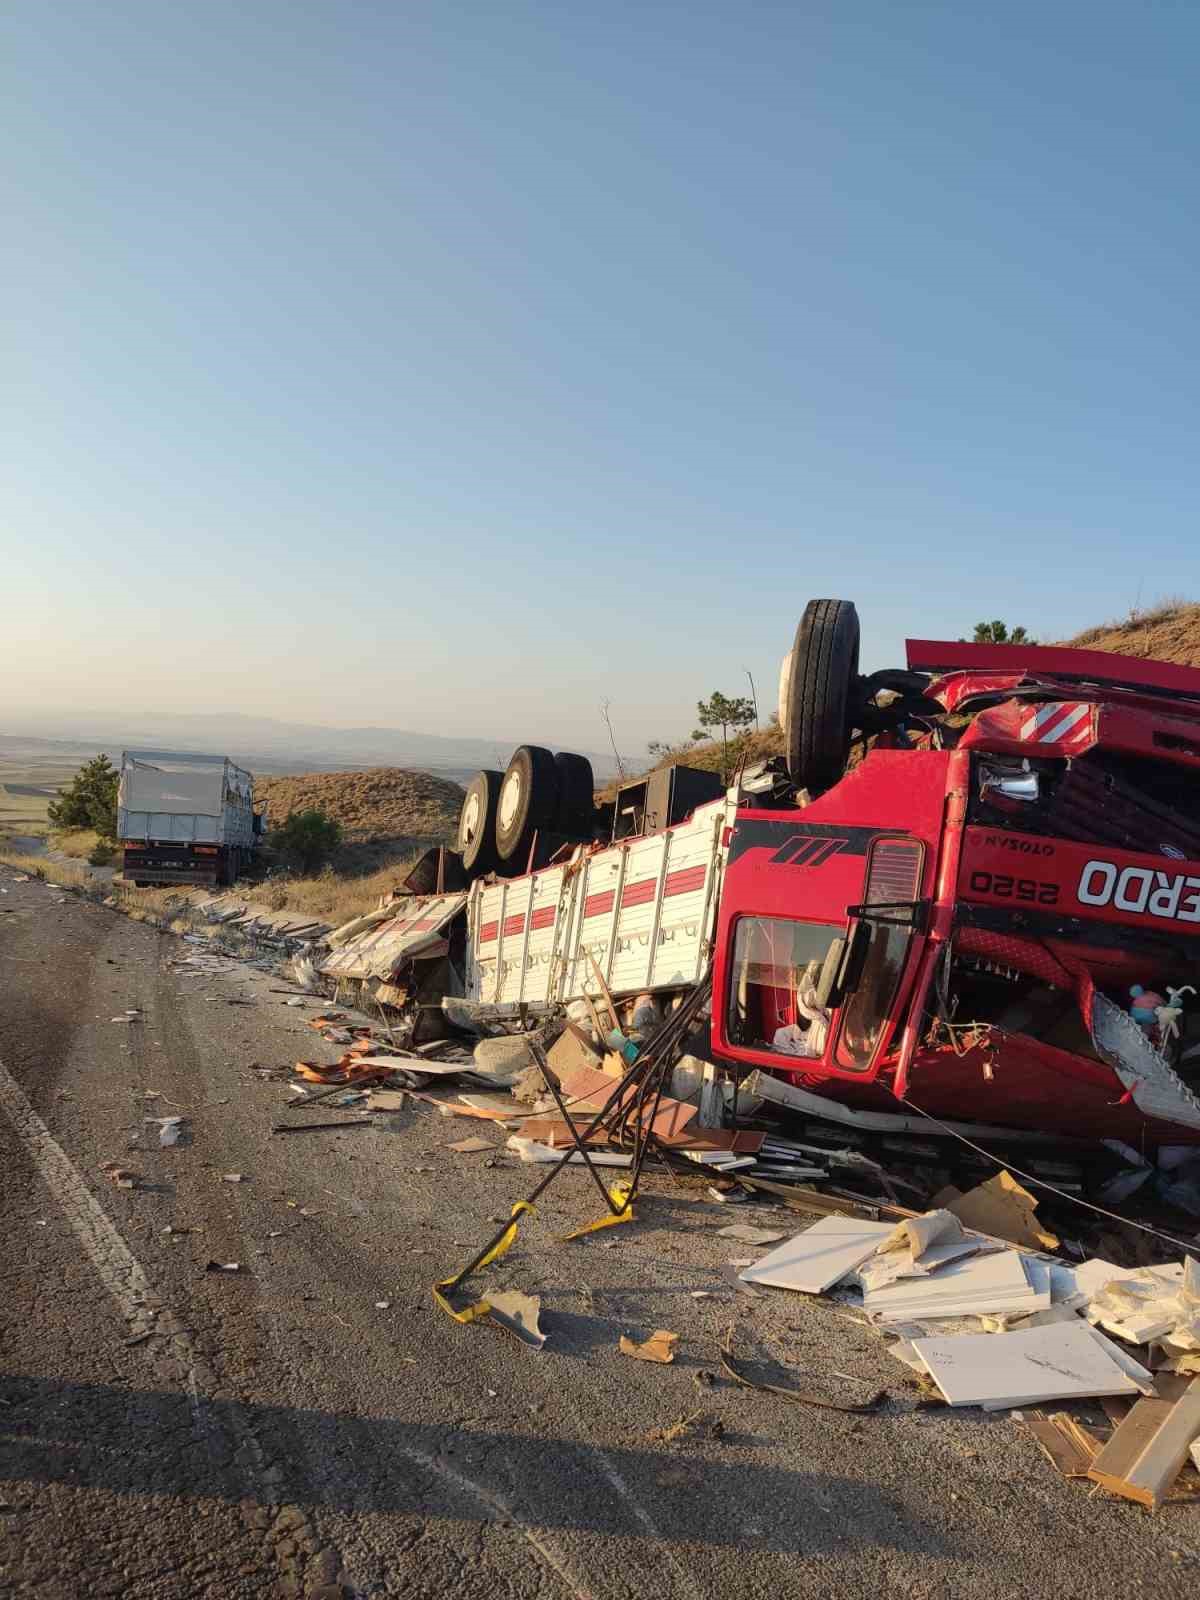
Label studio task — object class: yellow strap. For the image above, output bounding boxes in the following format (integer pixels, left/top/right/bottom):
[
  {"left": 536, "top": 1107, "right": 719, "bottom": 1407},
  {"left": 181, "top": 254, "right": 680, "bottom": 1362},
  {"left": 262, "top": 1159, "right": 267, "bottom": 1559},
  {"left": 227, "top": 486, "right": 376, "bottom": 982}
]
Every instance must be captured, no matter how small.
[
  {"left": 561, "top": 1182, "right": 634, "bottom": 1240},
  {"left": 432, "top": 1200, "right": 534, "bottom": 1324}
]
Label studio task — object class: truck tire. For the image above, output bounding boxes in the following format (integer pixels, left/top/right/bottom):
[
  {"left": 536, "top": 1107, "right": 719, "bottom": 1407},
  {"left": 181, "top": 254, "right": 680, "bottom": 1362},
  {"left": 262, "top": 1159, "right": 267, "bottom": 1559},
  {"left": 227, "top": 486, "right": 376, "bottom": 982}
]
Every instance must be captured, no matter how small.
[
  {"left": 554, "top": 751, "right": 595, "bottom": 833},
  {"left": 785, "top": 598, "right": 860, "bottom": 793},
  {"left": 458, "top": 770, "right": 502, "bottom": 876},
  {"left": 495, "top": 745, "right": 559, "bottom": 863}
]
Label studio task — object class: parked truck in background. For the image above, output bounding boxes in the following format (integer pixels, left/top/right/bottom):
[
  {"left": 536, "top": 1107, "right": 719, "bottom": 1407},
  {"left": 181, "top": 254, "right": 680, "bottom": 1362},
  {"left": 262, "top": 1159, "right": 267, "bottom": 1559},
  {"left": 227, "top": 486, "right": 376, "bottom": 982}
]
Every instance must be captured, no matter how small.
[{"left": 117, "top": 751, "right": 260, "bottom": 888}]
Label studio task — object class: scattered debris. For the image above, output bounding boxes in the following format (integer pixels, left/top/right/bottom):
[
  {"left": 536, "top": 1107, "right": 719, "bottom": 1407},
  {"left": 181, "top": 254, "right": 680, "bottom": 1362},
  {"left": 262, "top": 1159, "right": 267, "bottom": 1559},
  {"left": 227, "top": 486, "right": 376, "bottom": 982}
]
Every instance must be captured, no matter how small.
[
  {"left": 147, "top": 1116, "right": 186, "bottom": 1148},
  {"left": 715, "top": 1225, "right": 787, "bottom": 1246},
  {"left": 204, "top": 1260, "right": 243, "bottom": 1273},
  {"left": 100, "top": 1162, "right": 141, "bottom": 1189},
  {"left": 487, "top": 1290, "right": 547, "bottom": 1349},
  {"left": 222, "top": 1172, "right": 246, "bottom": 1183},
  {"left": 646, "top": 1409, "right": 724, "bottom": 1445},
  {"left": 375, "top": 1300, "right": 391, "bottom": 1310},
  {"left": 620, "top": 1330, "right": 679, "bottom": 1364},
  {"left": 448, "top": 1136, "right": 496, "bottom": 1154},
  {"left": 718, "top": 1324, "right": 883, "bottom": 1413},
  {"left": 272, "top": 1119, "right": 374, "bottom": 1134}
]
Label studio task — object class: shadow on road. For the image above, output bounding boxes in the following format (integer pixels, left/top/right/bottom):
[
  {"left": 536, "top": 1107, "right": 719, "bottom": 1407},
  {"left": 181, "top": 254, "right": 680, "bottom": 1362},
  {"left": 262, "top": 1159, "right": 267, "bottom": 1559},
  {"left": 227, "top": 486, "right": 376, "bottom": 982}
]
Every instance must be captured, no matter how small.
[{"left": 0, "top": 1371, "right": 960, "bottom": 1559}]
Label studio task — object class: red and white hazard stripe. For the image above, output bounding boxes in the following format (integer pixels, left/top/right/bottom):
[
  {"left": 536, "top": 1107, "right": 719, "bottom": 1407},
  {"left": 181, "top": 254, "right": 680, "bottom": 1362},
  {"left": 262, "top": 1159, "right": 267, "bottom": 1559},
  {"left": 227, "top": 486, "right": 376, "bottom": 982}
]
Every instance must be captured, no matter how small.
[{"left": 1019, "top": 701, "right": 1092, "bottom": 746}]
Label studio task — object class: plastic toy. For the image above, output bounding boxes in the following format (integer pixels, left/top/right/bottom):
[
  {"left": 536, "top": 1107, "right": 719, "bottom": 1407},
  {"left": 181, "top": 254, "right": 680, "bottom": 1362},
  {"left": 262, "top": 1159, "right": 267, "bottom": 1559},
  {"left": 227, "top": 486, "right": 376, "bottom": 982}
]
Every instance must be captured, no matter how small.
[{"left": 1129, "top": 985, "right": 1166, "bottom": 1033}]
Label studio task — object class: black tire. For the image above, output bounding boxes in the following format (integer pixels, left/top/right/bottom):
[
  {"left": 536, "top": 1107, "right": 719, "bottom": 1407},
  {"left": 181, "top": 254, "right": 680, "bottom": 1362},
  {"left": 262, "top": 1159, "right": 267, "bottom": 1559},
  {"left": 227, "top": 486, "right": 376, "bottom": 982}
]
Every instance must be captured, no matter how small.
[
  {"left": 458, "top": 770, "right": 502, "bottom": 876},
  {"left": 785, "top": 598, "right": 860, "bottom": 792},
  {"left": 553, "top": 751, "right": 595, "bottom": 833},
  {"left": 495, "top": 745, "right": 559, "bottom": 862}
]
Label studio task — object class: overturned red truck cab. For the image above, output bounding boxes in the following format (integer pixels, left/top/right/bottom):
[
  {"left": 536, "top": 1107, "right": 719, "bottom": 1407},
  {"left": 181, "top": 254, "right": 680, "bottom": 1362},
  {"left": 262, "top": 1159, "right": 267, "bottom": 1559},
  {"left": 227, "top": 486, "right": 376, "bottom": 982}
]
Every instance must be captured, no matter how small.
[{"left": 711, "top": 604, "right": 1200, "bottom": 1145}]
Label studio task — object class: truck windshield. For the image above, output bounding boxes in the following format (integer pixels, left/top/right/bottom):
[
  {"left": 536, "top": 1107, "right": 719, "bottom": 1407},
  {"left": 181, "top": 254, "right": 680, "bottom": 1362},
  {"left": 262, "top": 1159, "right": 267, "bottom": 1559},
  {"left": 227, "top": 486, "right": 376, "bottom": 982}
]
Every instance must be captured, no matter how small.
[
  {"left": 835, "top": 918, "right": 912, "bottom": 1071},
  {"left": 727, "top": 915, "right": 845, "bottom": 1058}
]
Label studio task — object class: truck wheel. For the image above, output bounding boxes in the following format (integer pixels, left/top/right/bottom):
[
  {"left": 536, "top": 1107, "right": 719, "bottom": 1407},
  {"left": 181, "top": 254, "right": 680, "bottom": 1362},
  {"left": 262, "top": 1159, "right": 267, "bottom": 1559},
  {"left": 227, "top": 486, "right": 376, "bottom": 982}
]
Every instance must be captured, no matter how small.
[
  {"left": 785, "top": 598, "right": 861, "bottom": 793},
  {"left": 458, "top": 770, "right": 502, "bottom": 876},
  {"left": 495, "top": 745, "right": 559, "bottom": 862},
  {"left": 554, "top": 751, "right": 595, "bottom": 833}
]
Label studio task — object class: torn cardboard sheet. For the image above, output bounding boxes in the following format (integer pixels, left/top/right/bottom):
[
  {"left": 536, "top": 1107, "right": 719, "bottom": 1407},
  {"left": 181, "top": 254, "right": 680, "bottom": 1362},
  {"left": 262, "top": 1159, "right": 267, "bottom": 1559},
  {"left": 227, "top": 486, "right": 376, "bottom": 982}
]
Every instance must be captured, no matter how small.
[
  {"left": 620, "top": 1329, "right": 678, "bottom": 1364},
  {"left": 487, "top": 1290, "right": 546, "bottom": 1349},
  {"left": 934, "top": 1170, "right": 1058, "bottom": 1252},
  {"left": 448, "top": 1136, "right": 495, "bottom": 1154}
]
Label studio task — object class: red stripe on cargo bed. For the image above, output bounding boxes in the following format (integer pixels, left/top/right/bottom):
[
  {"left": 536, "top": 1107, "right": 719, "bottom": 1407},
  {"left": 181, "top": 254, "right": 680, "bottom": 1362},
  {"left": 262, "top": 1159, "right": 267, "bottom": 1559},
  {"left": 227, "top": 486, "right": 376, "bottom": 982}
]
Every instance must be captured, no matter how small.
[
  {"left": 621, "top": 877, "right": 656, "bottom": 908},
  {"left": 665, "top": 865, "right": 706, "bottom": 897},
  {"left": 584, "top": 890, "right": 615, "bottom": 919},
  {"left": 503, "top": 913, "right": 526, "bottom": 937},
  {"left": 530, "top": 906, "right": 556, "bottom": 930},
  {"left": 478, "top": 921, "right": 498, "bottom": 943}
]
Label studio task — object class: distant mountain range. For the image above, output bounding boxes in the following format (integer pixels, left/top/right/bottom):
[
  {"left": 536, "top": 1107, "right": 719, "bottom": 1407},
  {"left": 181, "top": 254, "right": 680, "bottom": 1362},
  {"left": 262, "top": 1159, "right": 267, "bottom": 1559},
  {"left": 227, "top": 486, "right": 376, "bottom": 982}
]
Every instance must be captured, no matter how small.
[{"left": 0, "top": 710, "right": 617, "bottom": 785}]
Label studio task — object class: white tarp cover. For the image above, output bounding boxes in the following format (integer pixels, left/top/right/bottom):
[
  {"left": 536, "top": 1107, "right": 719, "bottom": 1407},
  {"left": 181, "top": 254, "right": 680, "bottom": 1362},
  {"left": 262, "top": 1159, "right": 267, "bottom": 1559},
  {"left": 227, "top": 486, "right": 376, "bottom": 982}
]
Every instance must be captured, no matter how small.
[{"left": 121, "top": 764, "right": 226, "bottom": 817}]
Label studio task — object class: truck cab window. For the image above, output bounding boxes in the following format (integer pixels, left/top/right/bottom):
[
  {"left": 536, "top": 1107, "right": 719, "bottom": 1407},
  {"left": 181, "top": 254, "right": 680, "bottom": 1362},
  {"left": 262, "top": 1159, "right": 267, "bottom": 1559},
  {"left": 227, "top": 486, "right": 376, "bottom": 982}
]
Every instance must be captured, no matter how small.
[
  {"left": 835, "top": 920, "right": 911, "bottom": 1071},
  {"left": 727, "top": 916, "right": 844, "bottom": 1058}
]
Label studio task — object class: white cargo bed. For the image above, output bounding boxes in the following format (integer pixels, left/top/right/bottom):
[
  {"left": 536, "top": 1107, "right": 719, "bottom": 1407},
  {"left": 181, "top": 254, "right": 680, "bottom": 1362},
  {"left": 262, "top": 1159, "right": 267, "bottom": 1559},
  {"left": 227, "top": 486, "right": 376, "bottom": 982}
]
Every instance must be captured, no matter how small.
[
  {"left": 117, "top": 752, "right": 255, "bottom": 848},
  {"left": 465, "top": 794, "right": 734, "bottom": 1009}
]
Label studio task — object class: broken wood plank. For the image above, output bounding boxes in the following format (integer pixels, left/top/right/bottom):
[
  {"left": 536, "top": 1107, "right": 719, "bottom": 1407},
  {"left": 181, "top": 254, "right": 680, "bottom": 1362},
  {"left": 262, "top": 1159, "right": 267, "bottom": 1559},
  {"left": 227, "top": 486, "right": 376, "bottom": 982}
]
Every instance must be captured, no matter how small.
[
  {"left": 1025, "top": 1414, "right": 1094, "bottom": 1479},
  {"left": 1088, "top": 1375, "right": 1200, "bottom": 1509}
]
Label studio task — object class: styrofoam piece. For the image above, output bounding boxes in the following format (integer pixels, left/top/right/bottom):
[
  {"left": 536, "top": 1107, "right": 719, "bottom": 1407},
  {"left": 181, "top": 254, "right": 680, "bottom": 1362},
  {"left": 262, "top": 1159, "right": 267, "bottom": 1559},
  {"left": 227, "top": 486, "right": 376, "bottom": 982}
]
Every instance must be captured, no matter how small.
[
  {"left": 737, "top": 1217, "right": 893, "bottom": 1295},
  {"left": 913, "top": 1322, "right": 1142, "bottom": 1409}
]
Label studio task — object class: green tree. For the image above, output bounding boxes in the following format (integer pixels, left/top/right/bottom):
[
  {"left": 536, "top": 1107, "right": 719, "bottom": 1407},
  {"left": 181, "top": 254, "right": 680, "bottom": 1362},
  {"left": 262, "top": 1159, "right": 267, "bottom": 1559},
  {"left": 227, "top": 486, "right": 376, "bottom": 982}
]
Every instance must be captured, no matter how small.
[
  {"left": 967, "top": 620, "right": 1035, "bottom": 645},
  {"left": 48, "top": 754, "right": 119, "bottom": 838},
  {"left": 269, "top": 808, "right": 343, "bottom": 873},
  {"left": 692, "top": 690, "right": 757, "bottom": 779},
  {"left": 692, "top": 691, "right": 756, "bottom": 746}
]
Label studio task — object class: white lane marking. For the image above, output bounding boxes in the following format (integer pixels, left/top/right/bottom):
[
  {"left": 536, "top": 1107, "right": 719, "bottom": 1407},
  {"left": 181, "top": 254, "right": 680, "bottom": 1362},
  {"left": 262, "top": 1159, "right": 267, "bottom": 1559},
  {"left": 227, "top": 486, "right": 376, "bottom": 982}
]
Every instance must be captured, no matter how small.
[
  {"left": 0, "top": 1055, "right": 589, "bottom": 1597},
  {"left": 392, "top": 1445, "right": 601, "bottom": 1600},
  {"left": 528, "top": 1260, "right": 706, "bottom": 1600},
  {"left": 0, "top": 1054, "right": 162, "bottom": 1340}
]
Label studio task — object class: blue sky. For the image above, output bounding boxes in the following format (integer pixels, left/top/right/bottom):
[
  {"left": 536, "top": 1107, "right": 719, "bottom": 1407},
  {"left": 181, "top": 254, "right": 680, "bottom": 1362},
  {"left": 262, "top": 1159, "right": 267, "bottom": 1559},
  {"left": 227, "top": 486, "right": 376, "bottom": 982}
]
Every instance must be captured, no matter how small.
[{"left": 4, "top": 2, "right": 1199, "bottom": 753}]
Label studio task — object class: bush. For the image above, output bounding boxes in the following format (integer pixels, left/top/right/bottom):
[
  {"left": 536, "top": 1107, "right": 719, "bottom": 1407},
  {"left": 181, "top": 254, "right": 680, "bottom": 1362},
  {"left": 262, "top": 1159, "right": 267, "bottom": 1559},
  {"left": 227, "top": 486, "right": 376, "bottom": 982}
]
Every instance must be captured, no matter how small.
[
  {"left": 48, "top": 754, "right": 119, "bottom": 838},
  {"left": 269, "top": 808, "right": 343, "bottom": 873},
  {"left": 88, "top": 841, "right": 114, "bottom": 866}
]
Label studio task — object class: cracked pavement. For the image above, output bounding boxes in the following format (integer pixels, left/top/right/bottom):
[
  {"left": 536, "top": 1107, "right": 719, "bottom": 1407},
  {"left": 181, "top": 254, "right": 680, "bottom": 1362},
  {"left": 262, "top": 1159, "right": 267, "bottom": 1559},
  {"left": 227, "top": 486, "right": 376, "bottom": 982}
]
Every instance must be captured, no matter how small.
[{"left": 1, "top": 866, "right": 1198, "bottom": 1597}]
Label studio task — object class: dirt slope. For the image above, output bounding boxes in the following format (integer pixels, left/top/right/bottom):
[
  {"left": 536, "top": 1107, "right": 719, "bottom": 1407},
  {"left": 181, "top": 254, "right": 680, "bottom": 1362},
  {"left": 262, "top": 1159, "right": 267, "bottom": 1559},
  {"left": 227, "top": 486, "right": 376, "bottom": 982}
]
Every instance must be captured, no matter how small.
[
  {"left": 1063, "top": 601, "right": 1200, "bottom": 666},
  {"left": 254, "top": 767, "right": 463, "bottom": 846}
]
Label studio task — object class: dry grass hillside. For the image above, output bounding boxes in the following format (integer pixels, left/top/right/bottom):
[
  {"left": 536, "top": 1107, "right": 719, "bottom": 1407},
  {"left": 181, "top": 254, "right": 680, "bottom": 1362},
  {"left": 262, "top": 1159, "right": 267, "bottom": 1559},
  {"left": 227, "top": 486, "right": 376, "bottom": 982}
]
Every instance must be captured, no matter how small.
[
  {"left": 255, "top": 768, "right": 464, "bottom": 850},
  {"left": 1064, "top": 600, "right": 1200, "bottom": 665}
]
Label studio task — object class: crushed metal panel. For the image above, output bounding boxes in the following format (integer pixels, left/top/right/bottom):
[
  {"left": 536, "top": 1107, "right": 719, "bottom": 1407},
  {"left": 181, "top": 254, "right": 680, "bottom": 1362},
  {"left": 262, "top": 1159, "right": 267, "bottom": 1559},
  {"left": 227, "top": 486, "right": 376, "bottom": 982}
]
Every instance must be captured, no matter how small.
[
  {"left": 1091, "top": 993, "right": 1200, "bottom": 1132},
  {"left": 321, "top": 892, "right": 467, "bottom": 981}
]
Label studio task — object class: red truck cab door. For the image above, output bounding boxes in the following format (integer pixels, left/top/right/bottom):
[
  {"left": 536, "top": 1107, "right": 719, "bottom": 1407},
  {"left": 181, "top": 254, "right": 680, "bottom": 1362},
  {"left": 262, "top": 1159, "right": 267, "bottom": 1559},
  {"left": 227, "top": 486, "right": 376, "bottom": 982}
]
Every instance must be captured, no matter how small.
[{"left": 712, "top": 751, "right": 953, "bottom": 1083}]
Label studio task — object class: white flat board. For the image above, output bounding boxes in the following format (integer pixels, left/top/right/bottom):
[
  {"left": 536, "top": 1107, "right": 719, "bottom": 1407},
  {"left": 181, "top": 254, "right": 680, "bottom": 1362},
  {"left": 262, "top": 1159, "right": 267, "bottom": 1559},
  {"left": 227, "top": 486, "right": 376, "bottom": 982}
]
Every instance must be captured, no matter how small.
[
  {"left": 865, "top": 1249, "right": 1049, "bottom": 1324},
  {"left": 913, "top": 1321, "right": 1141, "bottom": 1409},
  {"left": 737, "top": 1217, "right": 893, "bottom": 1295}
]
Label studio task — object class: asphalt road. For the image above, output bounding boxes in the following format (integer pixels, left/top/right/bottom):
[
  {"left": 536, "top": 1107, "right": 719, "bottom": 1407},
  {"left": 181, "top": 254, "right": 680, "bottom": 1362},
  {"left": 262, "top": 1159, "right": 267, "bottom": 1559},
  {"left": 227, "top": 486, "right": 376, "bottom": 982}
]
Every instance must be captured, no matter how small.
[{"left": 2, "top": 866, "right": 1199, "bottom": 1599}]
